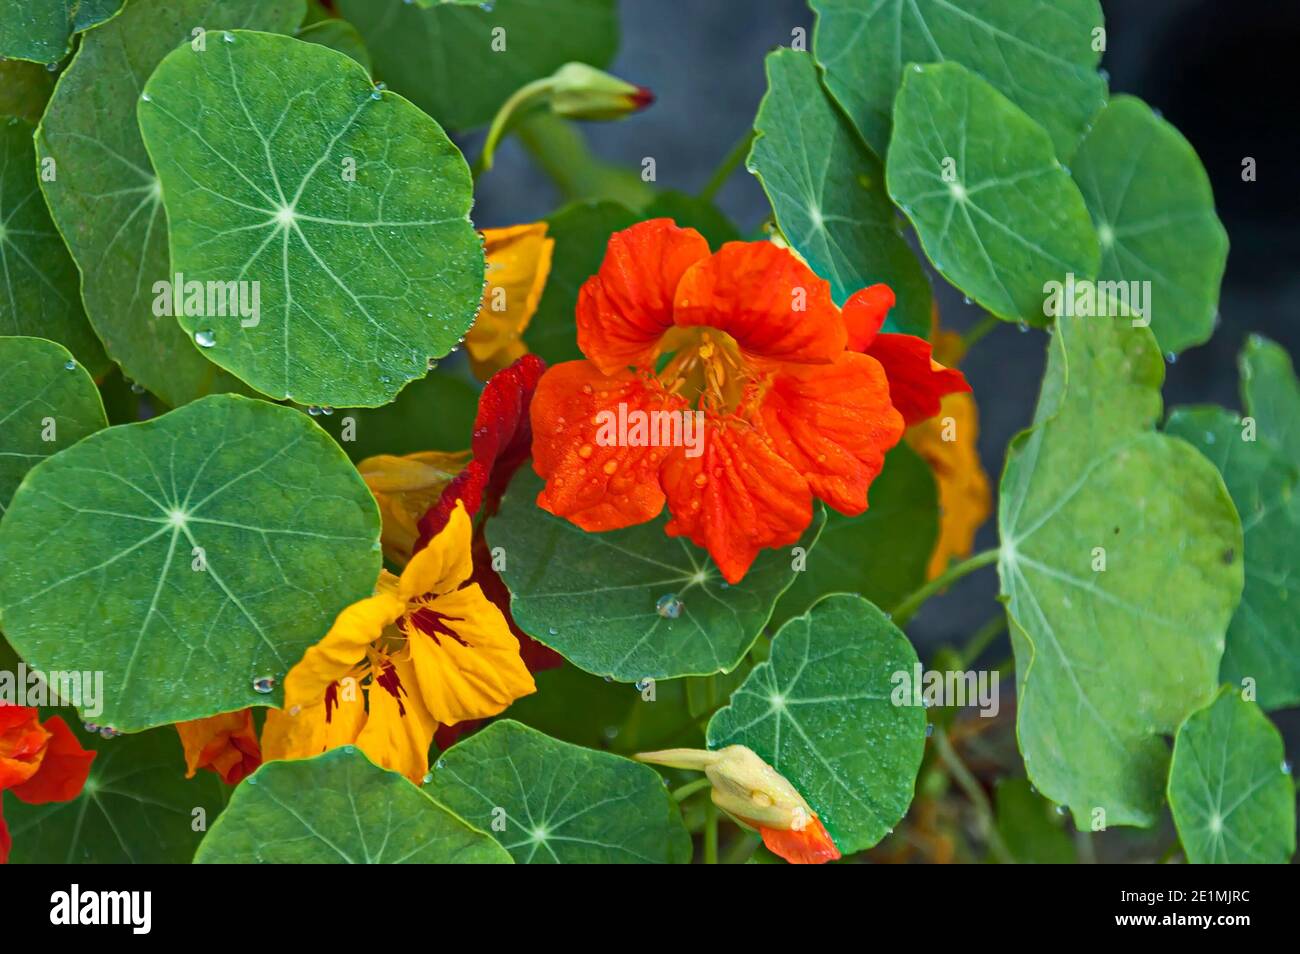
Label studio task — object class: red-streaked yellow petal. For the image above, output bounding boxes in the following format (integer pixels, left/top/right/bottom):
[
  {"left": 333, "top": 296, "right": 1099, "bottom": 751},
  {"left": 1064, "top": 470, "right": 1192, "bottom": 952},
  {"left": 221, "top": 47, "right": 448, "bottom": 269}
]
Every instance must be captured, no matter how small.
[
  {"left": 262, "top": 679, "right": 367, "bottom": 763},
  {"left": 759, "top": 815, "right": 841, "bottom": 864},
  {"left": 577, "top": 218, "right": 710, "bottom": 374},
  {"left": 759, "top": 351, "right": 904, "bottom": 515},
  {"left": 673, "top": 241, "right": 846, "bottom": 363},
  {"left": 8, "top": 716, "right": 94, "bottom": 805},
  {"left": 466, "top": 223, "right": 554, "bottom": 380},
  {"left": 175, "top": 709, "right": 261, "bottom": 785},
  {"left": 356, "top": 654, "right": 437, "bottom": 783},
  {"left": 531, "top": 360, "right": 684, "bottom": 530},
  {"left": 360, "top": 451, "right": 469, "bottom": 565},
  {"left": 398, "top": 501, "right": 475, "bottom": 602},
  {"left": 660, "top": 422, "right": 812, "bottom": 584},
  {"left": 405, "top": 584, "right": 536, "bottom": 725},
  {"left": 866, "top": 333, "right": 971, "bottom": 427}
]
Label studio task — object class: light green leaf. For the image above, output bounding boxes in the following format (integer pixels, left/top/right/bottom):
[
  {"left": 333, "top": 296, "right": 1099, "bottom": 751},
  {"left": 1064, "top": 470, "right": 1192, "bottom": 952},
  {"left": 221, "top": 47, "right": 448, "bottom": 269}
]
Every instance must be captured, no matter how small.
[
  {"left": 1071, "top": 96, "right": 1228, "bottom": 355},
  {"left": 524, "top": 199, "right": 637, "bottom": 366},
  {"left": 1167, "top": 406, "right": 1300, "bottom": 710},
  {"left": 297, "top": 17, "right": 371, "bottom": 73},
  {"left": 488, "top": 468, "right": 823, "bottom": 682},
  {"left": 137, "top": 30, "right": 483, "bottom": 407},
  {"left": 1, "top": 117, "right": 108, "bottom": 374},
  {"left": 707, "top": 594, "right": 927, "bottom": 854},
  {"left": 0, "top": 394, "right": 381, "bottom": 731},
  {"left": 0, "top": 58, "right": 54, "bottom": 122},
  {"left": 887, "top": 62, "right": 1099, "bottom": 325},
  {"left": 429, "top": 720, "right": 691, "bottom": 863},
  {"left": 1167, "top": 686, "right": 1296, "bottom": 864},
  {"left": 1241, "top": 335, "right": 1300, "bottom": 470},
  {"left": 337, "top": 0, "right": 618, "bottom": 131},
  {"left": 0, "top": 0, "right": 122, "bottom": 63},
  {"left": 35, "top": 0, "right": 304, "bottom": 408},
  {"left": 993, "top": 777, "right": 1075, "bottom": 864},
  {"left": 0, "top": 336, "right": 106, "bottom": 512},
  {"left": 811, "top": 0, "right": 1106, "bottom": 160},
  {"left": 3, "top": 720, "right": 228, "bottom": 864},
  {"left": 998, "top": 315, "right": 1242, "bottom": 827},
  {"left": 749, "top": 50, "right": 930, "bottom": 335},
  {"left": 194, "top": 747, "right": 511, "bottom": 863},
  {"left": 771, "top": 445, "right": 937, "bottom": 629}
]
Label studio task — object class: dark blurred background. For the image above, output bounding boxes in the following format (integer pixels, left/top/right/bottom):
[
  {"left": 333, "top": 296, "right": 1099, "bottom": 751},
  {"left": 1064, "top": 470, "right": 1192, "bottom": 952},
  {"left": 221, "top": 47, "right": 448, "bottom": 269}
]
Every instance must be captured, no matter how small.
[{"left": 472, "top": 1, "right": 1299, "bottom": 705}]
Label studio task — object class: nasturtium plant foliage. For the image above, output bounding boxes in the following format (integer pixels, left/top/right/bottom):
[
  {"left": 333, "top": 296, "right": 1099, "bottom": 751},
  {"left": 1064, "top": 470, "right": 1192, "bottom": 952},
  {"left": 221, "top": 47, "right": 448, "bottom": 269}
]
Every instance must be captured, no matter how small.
[{"left": 0, "top": 0, "right": 1292, "bottom": 873}]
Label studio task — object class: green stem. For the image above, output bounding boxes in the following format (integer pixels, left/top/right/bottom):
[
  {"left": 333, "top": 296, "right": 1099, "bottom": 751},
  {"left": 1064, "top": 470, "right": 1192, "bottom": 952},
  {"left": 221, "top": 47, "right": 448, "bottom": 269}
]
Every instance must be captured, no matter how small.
[
  {"left": 722, "top": 832, "right": 760, "bottom": 865},
  {"left": 957, "top": 615, "right": 1007, "bottom": 668},
  {"left": 890, "top": 548, "right": 999, "bottom": 626},
  {"left": 961, "top": 314, "right": 1000, "bottom": 351},
  {"left": 704, "top": 803, "right": 719, "bottom": 864},
  {"left": 698, "top": 129, "right": 755, "bottom": 202},
  {"left": 933, "top": 729, "right": 1015, "bottom": 864},
  {"left": 672, "top": 777, "right": 711, "bottom": 803}
]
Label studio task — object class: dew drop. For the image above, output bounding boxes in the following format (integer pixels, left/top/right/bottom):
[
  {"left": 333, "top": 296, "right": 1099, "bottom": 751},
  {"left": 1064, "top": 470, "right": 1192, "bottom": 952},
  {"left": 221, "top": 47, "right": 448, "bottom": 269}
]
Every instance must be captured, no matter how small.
[
  {"left": 1017, "top": 321, "right": 1029, "bottom": 334},
  {"left": 962, "top": 296, "right": 973, "bottom": 305},
  {"left": 577, "top": 443, "right": 593, "bottom": 459},
  {"left": 140, "top": 92, "right": 152, "bottom": 103},
  {"left": 99, "top": 726, "right": 120, "bottom": 739},
  {"left": 548, "top": 626, "right": 558, "bottom": 636},
  {"left": 655, "top": 592, "right": 683, "bottom": 619},
  {"left": 252, "top": 676, "right": 276, "bottom": 694},
  {"left": 435, "top": 759, "right": 445, "bottom": 770},
  {"left": 83, "top": 722, "right": 100, "bottom": 734},
  {"left": 307, "top": 405, "right": 322, "bottom": 417},
  {"left": 321, "top": 405, "right": 334, "bottom": 416},
  {"left": 1054, "top": 804, "right": 1069, "bottom": 816},
  {"left": 194, "top": 329, "right": 216, "bottom": 348},
  {"left": 924, "top": 723, "right": 934, "bottom": 738},
  {"left": 64, "top": 359, "right": 76, "bottom": 370},
  {"left": 603, "top": 725, "right": 618, "bottom": 740},
  {"left": 1283, "top": 760, "right": 1293, "bottom": 776},
  {"left": 222, "top": 31, "right": 235, "bottom": 43},
  {"left": 1164, "top": 351, "right": 1178, "bottom": 365},
  {"left": 635, "top": 678, "right": 652, "bottom": 692},
  {"left": 247, "top": 775, "right": 258, "bottom": 785},
  {"left": 422, "top": 773, "right": 433, "bottom": 785},
  {"left": 344, "top": 745, "right": 356, "bottom": 754},
  {"left": 130, "top": 381, "right": 146, "bottom": 394}
]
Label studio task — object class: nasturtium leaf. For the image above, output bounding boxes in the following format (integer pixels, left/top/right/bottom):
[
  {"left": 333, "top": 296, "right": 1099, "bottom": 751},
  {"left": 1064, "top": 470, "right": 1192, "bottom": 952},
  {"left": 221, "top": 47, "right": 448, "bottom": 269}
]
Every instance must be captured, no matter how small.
[
  {"left": 194, "top": 747, "right": 511, "bottom": 863},
  {"left": 312, "top": 369, "right": 480, "bottom": 464},
  {"left": 1167, "top": 686, "right": 1296, "bottom": 864},
  {"left": 0, "top": 394, "right": 381, "bottom": 731},
  {"left": 1070, "top": 96, "right": 1228, "bottom": 355},
  {"left": 0, "top": 336, "right": 106, "bottom": 512},
  {"left": 1241, "top": 335, "right": 1300, "bottom": 470},
  {"left": 489, "top": 469, "right": 823, "bottom": 682},
  {"left": 993, "top": 777, "right": 1075, "bottom": 864},
  {"left": 137, "top": 30, "right": 483, "bottom": 407},
  {"left": 0, "top": 0, "right": 122, "bottom": 63},
  {"left": 707, "top": 594, "right": 927, "bottom": 855},
  {"left": 1167, "top": 406, "right": 1300, "bottom": 710},
  {"left": 3, "top": 721, "right": 228, "bottom": 864},
  {"left": 429, "top": 720, "right": 692, "bottom": 863},
  {"left": 887, "top": 63, "right": 1099, "bottom": 325},
  {"left": 35, "top": 0, "right": 304, "bottom": 408},
  {"left": 771, "top": 445, "right": 937, "bottom": 629},
  {"left": 0, "top": 58, "right": 54, "bottom": 122},
  {"left": 642, "top": 190, "right": 740, "bottom": 249},
  {"left": 998, "top": 315, "right": 1242, "bottom": 827},
  {"left": 337, "top": 0, "right": 618, "bottom": 131},
  {"left": 811, "top": 0, "right": 1107, "bottom": 161},
  {"left": 1, "top": 118, "right": 108, "bottom": 374},
  {"left": 524, "top": 199, "right": 638, "bottom": 366},
  {"left": 749, "top": 49, "right": 930, "bottom": 336},
  {"left": 297, "top": 17, "right": 371, "bottom": 73}
]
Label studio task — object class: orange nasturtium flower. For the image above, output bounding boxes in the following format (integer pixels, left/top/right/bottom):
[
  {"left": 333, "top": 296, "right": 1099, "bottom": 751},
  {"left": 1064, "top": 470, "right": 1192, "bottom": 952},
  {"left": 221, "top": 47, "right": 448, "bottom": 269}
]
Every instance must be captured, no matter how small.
[
  {"left": 1, "top": 704, "right": 96, "bottom": 863},
  {"left": 359, "top": 450, "right": 470, "bottom": 565},
  {"left": 529, "top": 219, "right": 970, "bottom": 583},
  {"left": 464, "top": 223, "right": 555, "bottom": 380},
  {"left": 263, "top": 501, "right": 535, "bottom": 782},
  {"left": 175, "top": 709, "right": 262, "bottom": 786}
]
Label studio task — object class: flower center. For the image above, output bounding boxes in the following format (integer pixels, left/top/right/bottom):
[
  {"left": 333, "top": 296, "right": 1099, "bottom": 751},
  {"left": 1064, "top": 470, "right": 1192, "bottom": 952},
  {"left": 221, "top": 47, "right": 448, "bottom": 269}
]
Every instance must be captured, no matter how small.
[{"left": 654, "top": 326, "right": 749, "bottom": 414}]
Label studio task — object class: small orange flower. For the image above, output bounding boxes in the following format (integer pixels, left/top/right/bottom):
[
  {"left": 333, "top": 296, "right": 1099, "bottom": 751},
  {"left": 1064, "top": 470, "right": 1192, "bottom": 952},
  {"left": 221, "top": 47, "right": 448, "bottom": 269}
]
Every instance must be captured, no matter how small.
[
  {"left": 530, "top": 219, "right": 969, "bottom": 583},
  {"left": 1, "top": 705, "right": 95, "bottom": 864},
  {"left": 175, "top": 709, "right": 262, "bottom": 786}
]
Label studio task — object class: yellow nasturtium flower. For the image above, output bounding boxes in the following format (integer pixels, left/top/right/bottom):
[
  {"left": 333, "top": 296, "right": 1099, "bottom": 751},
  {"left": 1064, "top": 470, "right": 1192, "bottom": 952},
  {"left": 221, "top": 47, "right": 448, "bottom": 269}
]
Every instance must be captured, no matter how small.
[
  {"left": 262, "top": 502, "right": 535, "bottom": 782},
  {"left": 359, "top": 450, "right": 469, "bottom": 565},
  {"left": 464, "top": 223, "right": 554, "bottom": 380}
]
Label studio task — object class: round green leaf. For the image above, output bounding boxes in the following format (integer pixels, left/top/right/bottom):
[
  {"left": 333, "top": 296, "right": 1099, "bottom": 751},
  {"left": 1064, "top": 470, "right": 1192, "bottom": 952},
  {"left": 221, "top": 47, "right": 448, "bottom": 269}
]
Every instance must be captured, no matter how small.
[
  {"left": 488, "top": 468, "right": 824, "bottom": 682},
  {"left": 706, "top": 594, "right": 927, "bottom": 855},
  {"left": 1167, "top": 406, "right": 1300, "bottom": 710},
  {"left": 0, "top": 393, "right": 381, "bottom": 731},
  {"left": 811, "top": 0, "right": 1107, "bottom": 160},
  {"left": 0, "top": 58, "right": 54, "bottom": 122},
  {"left": 771, "top": 444, "right": 937, "bottom": 629},
  {"left": 337, "top": 0, "right": 618, "bottom": 131},
  {"left": 0, "top": 0, "right": 121, "bottom": 64},
  {"left": 429, "top": 720, "right": 691, "bottom": 863},
  {"left": 35, "top": 0, "right": 305, "bottom": 408},
  {"left": 1, "top": 117, "right": 108, "bottom": 374},
  {"left": 0, "top": 336, "right": 106, "bottom": 512},
  {"left": 998, "top": 315, "right": 1243, "bottom": 827},
  {"left": 749, "top": 50, "right": 931, "bottom": 335},
  {"left": 1241, "top": 335, "right": 1300, "bottom": 470},
  {"left": 194, "top": 747, "right": 511, "bottom": 863},
  {"left": 1168, "top": 686, "right": 1296, "bottom": 864},
  {"left": 1071, "top": 96, "right": 1228, "bottom": 355},
  {"left": 137, "top": 30, "right": 483, "bottom": 407},
  {"left": 887, "top": 63, "right": 1099, "bottom": 325}
]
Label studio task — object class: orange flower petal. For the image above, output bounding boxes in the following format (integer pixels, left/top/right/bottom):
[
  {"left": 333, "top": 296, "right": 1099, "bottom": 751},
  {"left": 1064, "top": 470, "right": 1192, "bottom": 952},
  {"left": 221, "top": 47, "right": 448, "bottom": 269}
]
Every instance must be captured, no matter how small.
[
  {"left": 531, "top": 360, "right": 685, "bottom": 530},
  {"left": 175, "top": 709, "right": 262, "bottom": 786},
  {"left": 865, "top": 333, "right": 971, "bottom": 427},
  {"left": 842, "top": 283, "right": 895, "bottom": 351},
  {"left": 660, "top": 422, "right": 812, "bottom": 584},
  {"left": 577, "top": 219, "right": 710, "bottom": 374},
  {"left": 466, "top": 223, "right": 555, "bottom": 380},
  {"left": 0, "top": 705, "right": 50, "bottom": 790},
  {"left": 759, "top": 815, "right": 842, "bottom": 864},
  {"left": 673, "top": 241, "right": 846, "bottom": 363},
  {"left": 759, "top": 351, "right": 904, "bottom": 515},
  {"left": 9, "top": 716, "right": 94, "bottom": 805}
]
